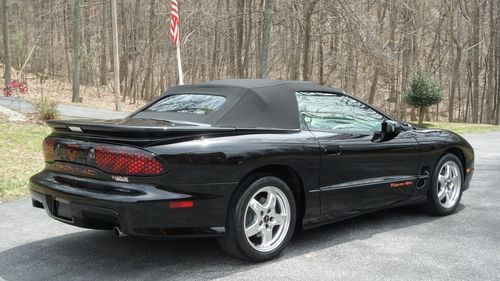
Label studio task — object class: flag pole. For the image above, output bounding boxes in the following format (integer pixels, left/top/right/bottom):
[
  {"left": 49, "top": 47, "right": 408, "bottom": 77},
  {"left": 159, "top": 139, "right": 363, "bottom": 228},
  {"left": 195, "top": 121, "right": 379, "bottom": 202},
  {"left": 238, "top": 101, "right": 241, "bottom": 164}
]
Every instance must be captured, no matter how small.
[
  {"left": 170, "top": 0, "right": 183, "bottom": 85},
  {"left": 176, "top": 44, "right": 184, "bottom": 85}
]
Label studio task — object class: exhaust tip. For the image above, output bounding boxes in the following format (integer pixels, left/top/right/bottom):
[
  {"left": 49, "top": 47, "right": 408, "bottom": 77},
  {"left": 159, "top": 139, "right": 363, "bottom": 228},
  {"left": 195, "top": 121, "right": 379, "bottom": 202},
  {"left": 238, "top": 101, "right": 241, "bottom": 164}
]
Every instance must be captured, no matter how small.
[{"left": 113, "top": 227, "right": 127, "bottom": 237}]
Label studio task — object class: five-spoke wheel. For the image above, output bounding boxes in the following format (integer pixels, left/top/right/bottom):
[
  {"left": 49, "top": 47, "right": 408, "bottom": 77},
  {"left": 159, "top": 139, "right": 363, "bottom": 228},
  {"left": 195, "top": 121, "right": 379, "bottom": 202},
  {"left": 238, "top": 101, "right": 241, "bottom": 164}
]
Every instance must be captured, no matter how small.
[
  {"left": 436, "top": 161, "right": 462, "bottom": 208},
  {"left": 423, "top": 154, "right": 464, "bottom": 215},
  {"left": 244, "top": 186, "right": 291, "bottom": 253},
  {"left": 218, "top": 175, "right": 296, "bottom": 261}
]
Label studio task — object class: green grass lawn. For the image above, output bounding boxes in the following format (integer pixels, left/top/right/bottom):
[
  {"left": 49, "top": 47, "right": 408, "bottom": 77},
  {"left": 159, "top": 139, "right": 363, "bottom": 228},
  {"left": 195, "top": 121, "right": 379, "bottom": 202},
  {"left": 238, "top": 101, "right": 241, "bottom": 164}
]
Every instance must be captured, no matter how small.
[
  {"left": 0, "top": 122, "right": 50, "bottom": 202},
  {"left": 421, "top": 122, "right": 500, "bottom": 134}
]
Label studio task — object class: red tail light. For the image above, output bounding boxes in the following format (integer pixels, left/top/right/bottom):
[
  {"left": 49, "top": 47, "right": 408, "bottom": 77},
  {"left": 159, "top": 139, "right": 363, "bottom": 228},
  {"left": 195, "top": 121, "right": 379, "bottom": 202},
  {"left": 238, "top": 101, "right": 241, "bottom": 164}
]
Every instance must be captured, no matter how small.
[
  {"left": 42, "top": 137, "right": 57, "bottom": 162},
  {"left": 95, "top": 145, "right": 166, "bottom": 176}
]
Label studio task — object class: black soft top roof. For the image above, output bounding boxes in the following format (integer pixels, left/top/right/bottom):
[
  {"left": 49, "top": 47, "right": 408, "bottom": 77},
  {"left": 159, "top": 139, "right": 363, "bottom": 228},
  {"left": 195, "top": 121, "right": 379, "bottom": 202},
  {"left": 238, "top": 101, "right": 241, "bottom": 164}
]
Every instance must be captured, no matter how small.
[{"left": 132, "top": 79, "right": 343, "bottom": 130}]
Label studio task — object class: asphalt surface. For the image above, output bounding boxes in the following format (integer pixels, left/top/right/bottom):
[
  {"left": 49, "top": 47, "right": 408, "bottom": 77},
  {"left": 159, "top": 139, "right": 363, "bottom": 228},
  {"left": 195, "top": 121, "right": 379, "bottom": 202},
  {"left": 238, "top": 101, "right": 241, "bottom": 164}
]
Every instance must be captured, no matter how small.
[
  {"left": 0, "top": 97, "right": 128, "bottom": 119},
  {"left": 0, "top": 132, "right": 499, "bottom": 281}
]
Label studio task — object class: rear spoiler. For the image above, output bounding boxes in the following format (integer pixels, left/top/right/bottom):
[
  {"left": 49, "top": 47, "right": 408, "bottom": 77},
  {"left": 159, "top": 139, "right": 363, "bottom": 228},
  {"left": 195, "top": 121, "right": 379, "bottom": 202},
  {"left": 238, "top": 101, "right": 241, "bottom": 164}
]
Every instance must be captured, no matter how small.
[
  {"left": 46, "top": 119, "right": 235, "bottom": 135},
  {"left": 46, "top": 119, "right": 300, "bottom": 146}
]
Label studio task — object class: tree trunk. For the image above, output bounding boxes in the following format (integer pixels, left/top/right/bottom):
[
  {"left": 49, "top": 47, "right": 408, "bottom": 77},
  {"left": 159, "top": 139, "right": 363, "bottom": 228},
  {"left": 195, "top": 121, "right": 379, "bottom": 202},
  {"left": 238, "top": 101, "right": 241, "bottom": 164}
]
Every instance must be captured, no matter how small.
[
  {"left": 99, "top": 2, "right": 108, "bottom": 86},
  {"left": 49, "top": 0, "right": 55, "bottom": 76},
  {"left": 485, "top": 0, "right": 496, "bottom": 124},
  {"left": 128, "top": 0, "right": 140, "bottom": 103},
  {"left": 317, "top": 32, "right": 324, "bottom": 84},
  {"left": 235, "top": 0, "right": 244, "bottom": 77},
  {"left": 368, "top": 2, "right": 386, "bottom": 106},
  {"left": 210, "top": 0, "right": 222, "bottom": 80},
  {"left": 496, "top": 0, "right": 500, "bottom": 125},
  {"left": 63, "top": 0, "right": 72, "bottom": 82},
  {"left": 368, "top": 68, "right": 379, "bottom": 105},
  {"left": 110, "top": 0, "right": 121, "bottom": 110},
  {"left": 242, "top": 0, "right": 252, "bottom": 77},
  {"left": 388, "top": 1, "right": 397, "bottom": 113},
  {"left": 225, "top": 0, "right": 236, "bottom": 77},
  {"left": 449, "top": 44, "right": 462, "bottom": 122},
  {"left": 291, "top": 15, "right": 300, "bottom": 80},
  {"left": 400, "top": 0, "right": 414, "bottom": 120},
  {"left": 144, "top": 0, "right": 155, "bottom": 100},
  {"left": 471, "top": 0, "right": 481, "bottom": 123},
  {"left": 258, "top": 0, "right": 274, "bottom": 79},
  {"left": 72, "top": 0, "right": 81, "bottom": 103},
  {"left": 302, "top": 0, "right": 318, "bottom": 81},
  {"left": 418, "top": 106, "right": 425, "bottom": 125},
  {"left": 2, "top": 0, "right": 11, "bottom": 86}
]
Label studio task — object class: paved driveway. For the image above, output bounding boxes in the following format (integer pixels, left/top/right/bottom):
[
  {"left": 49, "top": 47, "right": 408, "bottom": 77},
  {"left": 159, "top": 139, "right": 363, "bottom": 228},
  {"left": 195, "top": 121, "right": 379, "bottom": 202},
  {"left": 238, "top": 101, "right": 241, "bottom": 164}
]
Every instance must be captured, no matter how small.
[{"left": 0, "top": 132, "right": 499, "bottom": 281}]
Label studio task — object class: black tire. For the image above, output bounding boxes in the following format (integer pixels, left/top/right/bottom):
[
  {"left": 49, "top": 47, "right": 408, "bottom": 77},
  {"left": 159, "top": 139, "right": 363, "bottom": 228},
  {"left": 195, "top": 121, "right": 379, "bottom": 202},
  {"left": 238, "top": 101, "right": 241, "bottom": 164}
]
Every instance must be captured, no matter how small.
[
  {"left": 217, "top": 174, "right": 296, "bottom": 262},
  {"left": 422, "top": 154, "right": 464, "bottom": 216}
]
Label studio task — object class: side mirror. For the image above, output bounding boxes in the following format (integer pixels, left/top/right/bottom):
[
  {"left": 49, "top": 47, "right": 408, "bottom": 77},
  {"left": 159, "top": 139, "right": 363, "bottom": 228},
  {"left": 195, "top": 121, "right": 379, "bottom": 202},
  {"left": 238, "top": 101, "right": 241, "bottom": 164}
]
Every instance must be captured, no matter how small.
[{"left": 372, "top": 120, "right": 403, "bottom": 143}]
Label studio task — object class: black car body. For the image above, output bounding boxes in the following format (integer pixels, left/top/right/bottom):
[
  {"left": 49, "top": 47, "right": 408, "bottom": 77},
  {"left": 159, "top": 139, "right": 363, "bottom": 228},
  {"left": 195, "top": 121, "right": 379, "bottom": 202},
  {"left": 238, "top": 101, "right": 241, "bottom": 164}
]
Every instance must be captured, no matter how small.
[{"left": 30, "top": 79, "right": 474, "bottom": 260}]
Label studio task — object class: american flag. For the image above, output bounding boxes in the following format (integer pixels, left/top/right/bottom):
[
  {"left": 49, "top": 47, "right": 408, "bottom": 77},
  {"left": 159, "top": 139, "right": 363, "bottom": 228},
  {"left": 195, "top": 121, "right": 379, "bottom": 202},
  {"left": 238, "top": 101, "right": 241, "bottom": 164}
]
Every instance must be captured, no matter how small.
[{"left": 169, "top": 0, "right": 180, "bottom": 48}]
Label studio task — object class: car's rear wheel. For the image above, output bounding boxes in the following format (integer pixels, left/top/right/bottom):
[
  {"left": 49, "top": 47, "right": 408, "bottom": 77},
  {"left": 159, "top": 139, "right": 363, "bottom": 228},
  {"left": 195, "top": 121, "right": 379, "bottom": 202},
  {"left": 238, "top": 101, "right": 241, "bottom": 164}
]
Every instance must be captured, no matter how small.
[
  {"left": 423, "top": 154, "right": 464, "bottom": 215},
  {"left": 218, "top": 175, "right": 296, "bottom": 261}
]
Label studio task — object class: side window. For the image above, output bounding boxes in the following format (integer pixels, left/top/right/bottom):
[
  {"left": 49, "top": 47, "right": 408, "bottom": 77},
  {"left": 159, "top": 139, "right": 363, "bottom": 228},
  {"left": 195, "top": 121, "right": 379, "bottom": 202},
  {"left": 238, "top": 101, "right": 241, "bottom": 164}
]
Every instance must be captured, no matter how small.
[{"left": 296, "top": 92, "right": 385, "bottom": 132}]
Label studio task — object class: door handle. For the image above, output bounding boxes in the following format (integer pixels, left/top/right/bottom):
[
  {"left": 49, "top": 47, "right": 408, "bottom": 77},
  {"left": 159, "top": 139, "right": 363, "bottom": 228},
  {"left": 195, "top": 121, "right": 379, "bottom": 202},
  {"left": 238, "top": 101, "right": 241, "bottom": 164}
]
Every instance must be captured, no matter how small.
[{"left": 322, "top": 145, "right": 340, "bottom": 155}]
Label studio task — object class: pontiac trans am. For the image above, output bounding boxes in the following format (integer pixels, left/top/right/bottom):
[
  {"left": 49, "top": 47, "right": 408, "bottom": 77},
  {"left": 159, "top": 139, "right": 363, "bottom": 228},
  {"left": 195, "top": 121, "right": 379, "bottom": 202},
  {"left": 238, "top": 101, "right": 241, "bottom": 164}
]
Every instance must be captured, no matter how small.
[{"left": 30, "top": 79, "right": 474, "bottom": 261}]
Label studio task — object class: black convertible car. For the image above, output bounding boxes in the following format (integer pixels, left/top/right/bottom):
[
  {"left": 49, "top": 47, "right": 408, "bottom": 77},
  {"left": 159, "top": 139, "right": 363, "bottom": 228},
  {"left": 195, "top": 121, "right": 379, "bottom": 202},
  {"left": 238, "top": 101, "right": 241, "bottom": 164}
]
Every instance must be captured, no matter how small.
[{"left": 30, "top": 79, "right": 474, "bottom": 261}]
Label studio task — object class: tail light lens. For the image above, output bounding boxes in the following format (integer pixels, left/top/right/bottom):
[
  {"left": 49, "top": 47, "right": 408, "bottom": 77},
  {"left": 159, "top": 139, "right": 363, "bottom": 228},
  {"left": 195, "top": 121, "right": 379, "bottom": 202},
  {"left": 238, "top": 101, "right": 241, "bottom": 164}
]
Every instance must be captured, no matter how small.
[
  {"left": 42, "top": 137, "right": 57, "bottom": 162},
  {"left": 95, "top": 145, "right": 166, "bottom": 176}
]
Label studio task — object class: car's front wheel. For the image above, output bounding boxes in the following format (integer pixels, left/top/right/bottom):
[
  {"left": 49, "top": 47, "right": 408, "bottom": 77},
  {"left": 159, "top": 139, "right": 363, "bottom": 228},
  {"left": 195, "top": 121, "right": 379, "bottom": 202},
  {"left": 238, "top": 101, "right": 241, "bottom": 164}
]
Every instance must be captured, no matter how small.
[
  {"left": 218, "top": 175, "right": 296, "bottom": 261},
  {"left": 423, "top": 154, "right": 464, "bottom": 215}
]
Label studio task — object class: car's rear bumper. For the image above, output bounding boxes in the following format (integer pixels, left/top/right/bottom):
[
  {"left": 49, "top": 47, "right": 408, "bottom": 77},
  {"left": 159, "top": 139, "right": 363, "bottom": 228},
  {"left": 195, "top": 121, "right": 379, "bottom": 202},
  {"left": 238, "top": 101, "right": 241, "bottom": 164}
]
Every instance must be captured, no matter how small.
[{"left": 29, "top": 171, "right": 236, "bottom": 238}]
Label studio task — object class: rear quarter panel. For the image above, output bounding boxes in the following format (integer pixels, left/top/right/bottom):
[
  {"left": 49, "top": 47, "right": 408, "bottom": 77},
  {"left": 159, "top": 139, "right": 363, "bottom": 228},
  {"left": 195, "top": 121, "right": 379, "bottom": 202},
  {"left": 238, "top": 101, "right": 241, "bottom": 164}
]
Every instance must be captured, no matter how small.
[{"left": 145, "top": 130, "right": 322, "bottom": 221}]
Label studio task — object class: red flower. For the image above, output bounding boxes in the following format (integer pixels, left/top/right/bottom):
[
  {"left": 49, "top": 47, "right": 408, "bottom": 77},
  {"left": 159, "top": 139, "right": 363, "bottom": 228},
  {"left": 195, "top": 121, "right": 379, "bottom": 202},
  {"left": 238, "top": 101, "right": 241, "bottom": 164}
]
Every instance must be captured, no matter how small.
[
  {"left": 9, "top": 80, "right": 20, "bottom": 89},
  {"left": 3, "top": 80, "right": 28, "bottom": 96},
  {"left": 3, "top": 88, "right": 12, "bottom": 97},
  {"left": 19, "top": 83, "right": 28, "bottom": 94}
]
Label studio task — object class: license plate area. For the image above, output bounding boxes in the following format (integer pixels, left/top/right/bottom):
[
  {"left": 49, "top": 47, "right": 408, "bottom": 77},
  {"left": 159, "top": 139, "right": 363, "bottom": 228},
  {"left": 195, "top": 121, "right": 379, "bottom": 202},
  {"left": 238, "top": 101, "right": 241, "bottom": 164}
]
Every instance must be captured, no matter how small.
[
  {"left": 54, "top": 198, "right": 73, "bottom": 221},
  {"left": 54, "top": 140, "right": 93, "bottom": 165}
]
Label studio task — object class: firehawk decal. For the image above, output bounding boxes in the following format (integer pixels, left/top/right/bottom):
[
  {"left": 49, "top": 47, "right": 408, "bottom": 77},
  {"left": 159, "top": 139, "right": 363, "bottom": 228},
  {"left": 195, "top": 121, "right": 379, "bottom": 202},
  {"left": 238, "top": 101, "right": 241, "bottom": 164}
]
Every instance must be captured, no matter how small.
[{"left": 389, "top": 181, "right": 414, "bottom": 188}]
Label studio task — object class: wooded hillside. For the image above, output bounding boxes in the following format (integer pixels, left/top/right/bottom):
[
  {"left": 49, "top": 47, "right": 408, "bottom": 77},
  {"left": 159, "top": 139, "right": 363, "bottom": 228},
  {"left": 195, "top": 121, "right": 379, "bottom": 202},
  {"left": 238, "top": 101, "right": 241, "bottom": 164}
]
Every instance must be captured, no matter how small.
[{"left": 1, "top": 0, "right": 499, "bottom": 124}]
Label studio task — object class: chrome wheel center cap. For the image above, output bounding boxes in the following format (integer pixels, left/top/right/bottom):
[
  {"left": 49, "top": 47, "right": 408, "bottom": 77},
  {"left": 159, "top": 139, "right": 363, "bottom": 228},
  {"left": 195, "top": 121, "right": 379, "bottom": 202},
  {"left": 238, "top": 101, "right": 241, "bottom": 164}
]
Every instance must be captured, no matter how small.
[{"left": 263, "top": 215, "right": 270, "bottom": 223}]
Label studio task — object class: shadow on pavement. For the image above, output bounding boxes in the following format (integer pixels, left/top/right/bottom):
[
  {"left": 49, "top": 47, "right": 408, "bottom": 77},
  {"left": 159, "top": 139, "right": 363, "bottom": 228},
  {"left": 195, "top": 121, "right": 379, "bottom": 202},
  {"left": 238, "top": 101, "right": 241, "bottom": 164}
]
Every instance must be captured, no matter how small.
[{"left": 0, "top": 204, "right": 465, "bottom": 281}]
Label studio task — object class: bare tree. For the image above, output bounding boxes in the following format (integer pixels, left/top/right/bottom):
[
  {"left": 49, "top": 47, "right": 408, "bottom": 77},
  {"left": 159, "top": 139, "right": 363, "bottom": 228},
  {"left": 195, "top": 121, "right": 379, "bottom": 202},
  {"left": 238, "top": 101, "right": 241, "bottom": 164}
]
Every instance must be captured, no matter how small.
[
  {"left": 110, "top": 0, "right": 121, "bottom": 110},
  {"left": 0, "top": 0, "right": 497, "bottom": 124},
  {"left": 2, "top": 0, "right": 10, "bottom": 86},
  {"left": 400, "top": 0, "right": 414, "bottom": 120},
  {"left": 448, "top": 0, "right": 464, "bottom": 122},
  {"left": 99, "top": 3, "right": 107, "bottom": 87},
  {"left": 470, "top": 0, "right": 481, "bottom": 123},
  {"left": 258, "top": 0, "right": 274, "bottom": 79},
  {"left": 302, "top": 0, "right": 319, "bottom": 81},
  {"left": 236, "top": 0, "right": 245, "bottom": 77},
  {"left": 72, "top": 0, "right": 81, "bottom": 102},
  {"left": 485, "top": 0, "right": 497, "bottom": 123}
]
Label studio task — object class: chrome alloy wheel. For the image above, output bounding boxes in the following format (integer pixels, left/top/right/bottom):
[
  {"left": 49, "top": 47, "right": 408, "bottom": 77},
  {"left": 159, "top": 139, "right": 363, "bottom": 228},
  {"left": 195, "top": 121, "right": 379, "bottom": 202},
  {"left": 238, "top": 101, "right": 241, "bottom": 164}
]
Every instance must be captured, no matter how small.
[
  {"left": 437, "top": 161, "right": 462, "bottom": 208},
  {"left": 243, "top": 186, "right": 291, "bottom": 253}
]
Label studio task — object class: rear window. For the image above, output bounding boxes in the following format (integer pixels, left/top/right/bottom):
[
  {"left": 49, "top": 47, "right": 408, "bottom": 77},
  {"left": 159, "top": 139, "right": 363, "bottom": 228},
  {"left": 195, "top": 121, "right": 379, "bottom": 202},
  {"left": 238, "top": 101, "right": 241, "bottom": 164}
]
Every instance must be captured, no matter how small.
[{"left": 146, "top": 94, "right": 226, "bottom": 115}]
